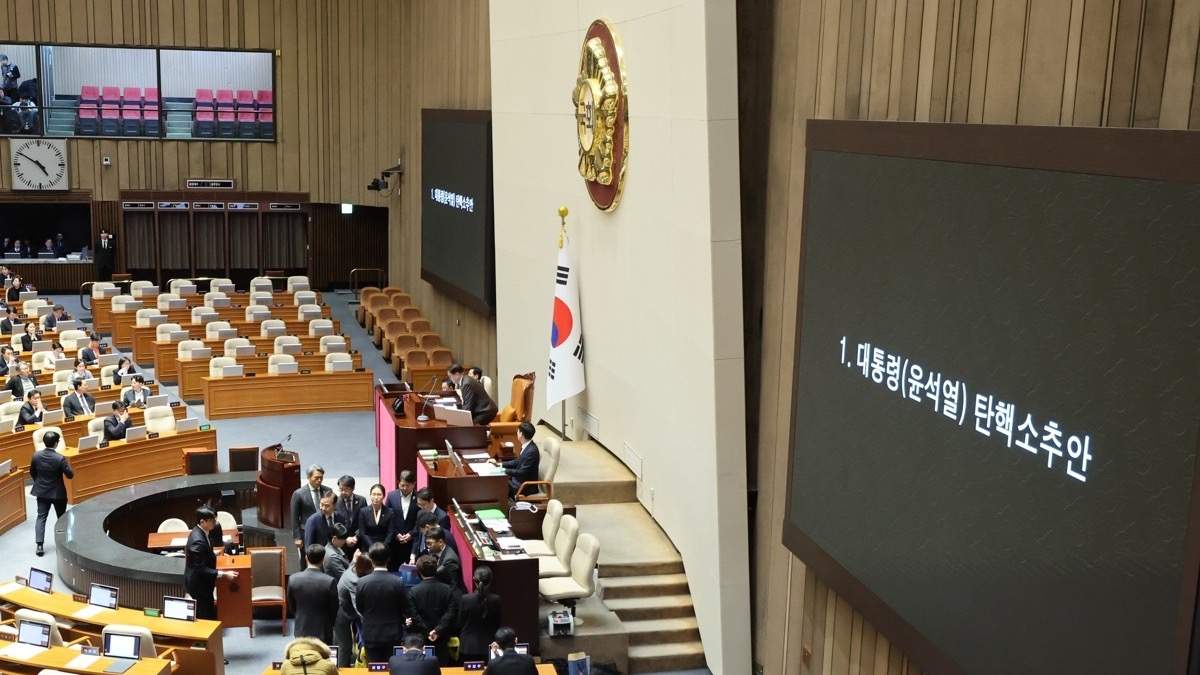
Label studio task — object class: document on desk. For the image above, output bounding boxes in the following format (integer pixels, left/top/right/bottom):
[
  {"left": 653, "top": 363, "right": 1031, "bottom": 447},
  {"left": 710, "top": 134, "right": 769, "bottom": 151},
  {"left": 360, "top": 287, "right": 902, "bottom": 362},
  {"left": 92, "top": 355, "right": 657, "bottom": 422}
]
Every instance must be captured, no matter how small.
[
  {"left": 65, "top": 654, "right": 100, "bottom": 669},
  {"left": 73, "top": 604, "right": 109, "bottom": 620},
  {"left": 481, "top": 518, "right": 512, "bottom": 533},
  {"left": 495, "top": 536, "right": 525, "bottom": 551},
  {"left": 462, "top": 452, "right": 491, "bottom": 461},
  {"left": 469, "top": 462, "right": 505, "bottom": 476},
  {"left": 169, "top": 536, "right": 188, "bottom": 547},
  {"left": 0, "top": 581, "right": 23, "bottom": 595},
  {"left": 0, "top": 642, "right": 46, "bottom": 659}
]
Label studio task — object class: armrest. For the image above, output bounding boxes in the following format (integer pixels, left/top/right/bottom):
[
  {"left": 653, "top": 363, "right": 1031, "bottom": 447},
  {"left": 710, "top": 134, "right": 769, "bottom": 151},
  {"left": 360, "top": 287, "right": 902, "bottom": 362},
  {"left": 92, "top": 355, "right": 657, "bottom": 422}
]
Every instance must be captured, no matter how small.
[
  {"left": 516, "top": 480, "right": 553, "bottom": 502},
  {"left": 66, "top": 635, "right": 91, "bottom": 649}
]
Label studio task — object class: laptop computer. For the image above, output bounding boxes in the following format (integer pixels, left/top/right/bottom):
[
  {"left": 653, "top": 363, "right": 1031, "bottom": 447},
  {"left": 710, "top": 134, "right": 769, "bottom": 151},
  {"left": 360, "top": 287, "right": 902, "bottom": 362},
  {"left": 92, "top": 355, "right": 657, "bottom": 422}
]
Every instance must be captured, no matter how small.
[
  {"left": 28, "top": 567, "right": 52, "bottom": 593},
  {"left": 77, "top": 434, "right": 100, "bottom": 450},
  {"left": 299, "top": 307, "right": 321, "bottom": 321},
  {"left": 89, "top": 583, "right": 119, "bottom": 609},
  {"left": 277, "top": 342, "right": 300, "bottom": 355},
  {"left": 42, "top": 408, "right": 64, "bottom": 425},
  {"left": 162, "top": 596, "right": 196, "bottom": 621},
  {"left": 102, "top": 631, "right": 142, "bottom": 673},
  {"left": 310, "top": 323, "right": 334, "bottom": 337},
  {"left": 124, "top": 425, "right": 147, "bottom": 442},
  {"left": 146, "top": 394, "right": 168, "bottom": 408},
  {"left": 231, "top": 345, "right": 254, "bottom": 357},
  {"left": 55, "top": 320, "right": 79, "bottom": 332},
  {"left": 168, "top": 330, "right": 189, "bottom": 342}
]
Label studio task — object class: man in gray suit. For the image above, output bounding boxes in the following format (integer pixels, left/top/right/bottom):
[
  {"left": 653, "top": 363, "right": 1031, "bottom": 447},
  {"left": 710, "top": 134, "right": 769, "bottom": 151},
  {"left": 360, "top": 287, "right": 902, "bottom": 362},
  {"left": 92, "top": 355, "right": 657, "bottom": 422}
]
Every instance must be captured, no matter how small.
[
  {"left": 287, "top": 544, "right": 338, "bottom": 644},
  {"left": 29, "top": 430, "right": 72, "bottom": 557},
  {"left": 62, "top": 378, "right": 96, "bottom": 418},
  {"left": 289, "top": 464, "right": 333, "bottom": 559}
]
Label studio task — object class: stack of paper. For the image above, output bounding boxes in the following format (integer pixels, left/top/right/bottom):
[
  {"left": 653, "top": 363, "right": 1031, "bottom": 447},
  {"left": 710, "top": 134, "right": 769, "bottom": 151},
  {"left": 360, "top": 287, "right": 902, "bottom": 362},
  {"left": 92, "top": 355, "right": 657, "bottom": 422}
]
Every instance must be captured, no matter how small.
[
  {"left": 480, "top": 518, "right": 512, "bottom": 533},
  {"left": 169, "top": 537, "right": 187, "bottom": 547},
  {"left": 64, "top": 654, "right": 100, "bottom": 669},
  {"left": 462, "top": 452, "right": 491, "bottom": 461},
  {"left": 0, "top": 582, "right": 23, "bottom": 595},
  {"left": 0, "top": 642, "right": 46, "bottom": 659},
  {"left": 469, "top": 462, "right": 505, "bottom": 476},
  {"left": 495, "top": 536, "right": 525, "bottom": 551},
  {"left": 72, "top": 605, "right": 107, "bottom": 620}
]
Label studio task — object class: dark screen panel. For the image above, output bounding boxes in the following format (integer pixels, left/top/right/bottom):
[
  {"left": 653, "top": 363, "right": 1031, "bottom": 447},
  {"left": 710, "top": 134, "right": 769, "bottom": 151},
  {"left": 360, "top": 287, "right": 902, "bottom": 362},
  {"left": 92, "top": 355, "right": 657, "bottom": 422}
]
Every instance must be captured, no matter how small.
[
  {"left": 786, "top": 131, "right": 1200, "bottom": 675},
  {"left": 420, "top": 108, "right": 493, "bottom": 314}
]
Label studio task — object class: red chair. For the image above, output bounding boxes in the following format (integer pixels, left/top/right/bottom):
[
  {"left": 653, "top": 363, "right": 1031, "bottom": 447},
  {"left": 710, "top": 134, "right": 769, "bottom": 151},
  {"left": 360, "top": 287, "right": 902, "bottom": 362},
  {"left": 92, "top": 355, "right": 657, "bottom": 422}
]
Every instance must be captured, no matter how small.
[
  {"left": 215, "top": 89, "right": 235, "bottom": 109},
  {"left": 255, "top": 89, "right": 273, "bottom": 107},
  {"left": 258, "top": 108, "right": 274, "bottom": 138},
  {"left": 194, "top": 88, "right": 214, "bottom": 109},
  {"left": 236, "top": 89, "right": 255, "bottom": 108},
  {"left": 100, "top": 104, "right": 120, "bottom": 135},
  {"left": 144, "top": 87, "right": 159, "bottom": 104},
  {"left": 76, "top": 104, "right": 99, "bottom": 135},
  {"left": 80, "top": 85, "right": 100, "bottom": 105},
  {"left": 143, "top": 105, "right": 160, "bottom": 136},
  {"left": 101, "top": 86, "right": 121, "bottom": 104},
  {"left": 122, "top": 87, "right": 142, "bottom": 104},
  {"left": 217, "top": 109, "right": 236, "bottom": 137},
  {"left": 120, "top": 105, "right": 141, "bottom": 135},
  {"left": 193, "top": 108, "right": 215, "bottom": 137},
  {"left": 236, "top": 109, "right": 257, "bottom": 138}
]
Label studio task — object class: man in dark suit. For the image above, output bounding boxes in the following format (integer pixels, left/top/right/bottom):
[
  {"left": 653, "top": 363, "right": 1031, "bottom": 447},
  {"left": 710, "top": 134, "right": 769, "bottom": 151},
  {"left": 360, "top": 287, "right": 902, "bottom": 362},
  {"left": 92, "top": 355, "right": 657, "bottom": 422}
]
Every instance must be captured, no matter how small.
[
  {"left": 484, "top": 627, "right": 537, "bottom": 675},
  {"left": 413, "top": 489, "right": 456, "bottom": 559},
  {"left": 356, "top": 542, "right": 410, "bottom": 663},
  {"left": 29, "top": 430, "right": 71, "bottom": 557},
  {"left": 497, "top": 422, "right": 540, "bottom": 497},
  {"left": 62, "top": 378, "right": 95, "bottom": 418},
  {"left": 425, "top": 526, "right": 464, "bottom": 592},
  {"left": 388, "top": 632, "right": 439, "bottom": 675},
  {"left": 335, "top": 475, "right": 367, "bottom": 550},
  {"left": 185, "top": 507, "right": 238, "bottom": 620},
  {"left": 0, "top": 346, "right": 15, "bottom": 377},
  {"left": 287, "top": 544, "right": 338, "bottom": 643},
  {"left": 5, "top": 361, "right": 36, "bottom": 401},
  {"left": 448, "top": 364, "right": 498, "bottom": 424},
  {"left": 103, "top": 401, "right": 131, "bottom": 441},
  {"left": 79, "top": 335, "right": 102, "bottom": 365},
  {"left": 42, "top": 305, "right": 68, "bottom": 331},
  {"left": 303, "top": 493, "right": 348, "bottom": 550},
  {"left": 95, "top": 230, "right": 116, "bottom": 281},
  {"left": 407, "top": 555, "right": 459, "bottom": 664},
  {"left": 0, "top": 306, "right": 16, "bottom": 335},
  {"left": 121, "top": 374, "right": 148, "bottom": 408},
  {"left": 290, "top": 464, "right": 333, "bottom": 558},
  {"left": 18, "top": 390, "right": 44, "bottom": 425},
  {"left": 385, "top": 470, "right": 419, "bottom": 567}
]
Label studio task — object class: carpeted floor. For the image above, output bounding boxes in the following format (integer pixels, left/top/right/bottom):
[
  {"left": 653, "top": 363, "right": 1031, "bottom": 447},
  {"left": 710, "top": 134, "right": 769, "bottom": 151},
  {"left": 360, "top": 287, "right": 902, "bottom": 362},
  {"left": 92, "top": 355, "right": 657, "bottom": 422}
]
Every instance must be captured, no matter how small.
[{"left": 0, "top": 289, "right": 711, "bottom": 675}]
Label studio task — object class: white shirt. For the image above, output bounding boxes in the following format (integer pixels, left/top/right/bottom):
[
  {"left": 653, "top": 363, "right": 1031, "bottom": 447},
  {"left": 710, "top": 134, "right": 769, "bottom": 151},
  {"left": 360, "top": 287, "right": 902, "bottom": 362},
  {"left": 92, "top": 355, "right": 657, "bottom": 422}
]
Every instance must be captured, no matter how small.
[{"left": 399, "top": 491, "right": 412, "bottom": 516}]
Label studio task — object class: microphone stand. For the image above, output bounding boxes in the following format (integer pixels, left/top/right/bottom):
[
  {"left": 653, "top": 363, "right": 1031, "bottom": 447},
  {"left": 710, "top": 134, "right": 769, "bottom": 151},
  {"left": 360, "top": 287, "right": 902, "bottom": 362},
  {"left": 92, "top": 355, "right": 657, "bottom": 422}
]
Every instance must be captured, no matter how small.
[{"left": 416, "top": 376, "right": 439, "bottom": 422}]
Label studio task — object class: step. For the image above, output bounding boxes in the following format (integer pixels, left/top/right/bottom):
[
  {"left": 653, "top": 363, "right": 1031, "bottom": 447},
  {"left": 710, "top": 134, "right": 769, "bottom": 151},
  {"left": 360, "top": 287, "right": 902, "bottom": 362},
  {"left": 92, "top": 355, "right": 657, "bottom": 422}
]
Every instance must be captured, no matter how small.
[
  {"left": 621, "top": 616, "right": 700, "bottom": 646},
  {"left": 598, "top": 559, "right": 685, "bottom": 578},
  {"left": 603, "top": 594, "right": 695, "bottom": 622},
  {"left": 600, "top": 573, "right": 689, "bottom": 600},
  {"left": 628, "top": 641, "right": 706, "bottom": 673}
]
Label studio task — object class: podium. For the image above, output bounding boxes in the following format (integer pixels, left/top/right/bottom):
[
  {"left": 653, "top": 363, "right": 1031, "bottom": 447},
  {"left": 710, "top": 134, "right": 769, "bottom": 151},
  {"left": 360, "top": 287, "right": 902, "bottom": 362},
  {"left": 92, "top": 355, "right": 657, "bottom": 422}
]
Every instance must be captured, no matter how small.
[
  {"left": 256, "top": 445, "right": 300, "bottom": 528},
  {"left": 216, "top": 553, "right": 252, "bottom": 628}
]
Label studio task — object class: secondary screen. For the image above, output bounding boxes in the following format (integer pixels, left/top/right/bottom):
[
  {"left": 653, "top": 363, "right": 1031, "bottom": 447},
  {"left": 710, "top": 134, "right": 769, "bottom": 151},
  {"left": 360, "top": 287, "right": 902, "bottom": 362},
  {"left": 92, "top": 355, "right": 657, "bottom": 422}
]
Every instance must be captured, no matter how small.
[
  {"left": 27, "top": 568, "right": 51, "bottom": 593},
  {"left": 104, "top": 633, "right": 139, "bottom": 659},
  {"left": 162, "top": 597, "right": 195, "bottom": 621},
  {"left": 89, "top": 583, "right": 118, "bottom": 609},
  {"left": 17, "top": 621, "right": 50, "bottom": 647},
  {"left": 787, "top": 150, "right": 1200, "bottom": 675}
]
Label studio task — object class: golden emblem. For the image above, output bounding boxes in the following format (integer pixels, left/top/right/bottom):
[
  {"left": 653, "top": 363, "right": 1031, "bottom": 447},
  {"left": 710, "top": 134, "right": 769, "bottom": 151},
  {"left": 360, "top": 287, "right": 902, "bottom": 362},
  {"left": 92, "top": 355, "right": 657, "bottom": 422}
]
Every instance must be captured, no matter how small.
[{"left": 572, "top": 20, "right": 628, "bottom": 212}]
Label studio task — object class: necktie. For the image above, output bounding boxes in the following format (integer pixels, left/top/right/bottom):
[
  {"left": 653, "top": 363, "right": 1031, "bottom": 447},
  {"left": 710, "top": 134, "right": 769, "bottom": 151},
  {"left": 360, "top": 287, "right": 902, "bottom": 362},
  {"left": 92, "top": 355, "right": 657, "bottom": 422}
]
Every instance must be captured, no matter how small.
[
  {"left": 326, "top": 515, "right": 332, "bottom": 529},
  {"left": 80, "top": 395, "right": 89, "bottom": 416},
  {"left": 311, "top": 489, "right": 319, "bottom": 510}
]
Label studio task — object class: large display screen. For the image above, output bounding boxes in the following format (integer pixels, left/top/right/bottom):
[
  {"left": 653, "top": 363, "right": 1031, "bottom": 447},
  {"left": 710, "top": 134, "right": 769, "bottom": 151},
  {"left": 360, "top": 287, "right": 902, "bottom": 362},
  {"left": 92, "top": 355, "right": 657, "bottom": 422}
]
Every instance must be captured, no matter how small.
[
  {"left": 785, "top": 122, "right": 1200, "bottom": 675},
  {"left": 420, "top": 108, "right": 493, "bottom": 314}
]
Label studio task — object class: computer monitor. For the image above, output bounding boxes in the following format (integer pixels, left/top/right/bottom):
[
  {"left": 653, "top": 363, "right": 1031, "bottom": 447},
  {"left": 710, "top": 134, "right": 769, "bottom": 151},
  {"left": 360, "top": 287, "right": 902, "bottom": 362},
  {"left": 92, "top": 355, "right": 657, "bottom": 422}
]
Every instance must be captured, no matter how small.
[
  {"left": 89, "top": 583, "right": 119, "bottom": 609},
  {"left": 77, "top": 434, "right": 100, "bottom": 450},
  {"left": 102, "top": 631, "right": 141, "bottom": 660},
  {"left": 28, "top": 567, "right": 52, "bottom": 592},
  {"left": 123, "top": 425, "right": 147, "bottom": 442},
  {"left": 16, "top": 620, "right": 51, "bottom": 648},
  {"left": 514, "top": 642, "right": 529, "bottom": 655},
  {"left": 162, "top": 596, "right": 196, "bottom": 621}
]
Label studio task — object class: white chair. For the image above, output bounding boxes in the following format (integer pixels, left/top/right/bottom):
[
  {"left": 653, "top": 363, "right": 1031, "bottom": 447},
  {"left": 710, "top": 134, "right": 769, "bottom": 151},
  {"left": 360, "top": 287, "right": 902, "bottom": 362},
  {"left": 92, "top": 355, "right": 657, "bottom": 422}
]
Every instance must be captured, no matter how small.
[
  {"left": 130, "top": 280, "right": 155, "bottom": 297},
  {"left": 324, "top": 352, "right": 351, "bottom": 372},
  {"left": 318, "top": 335, "right": 345, "bottom": 353},
  {"left": 156, "top": 293, "right": 181, "bottom": 310},
  {"left": 144, "top": 406, "right": 175, "bottom": 434},
  {"left": 296, "top": 303, "right": 322, "bottom": 321},
  {"left": 155, "top": 322, "right": 182, "bottom": 342},
  {"left": 209, "top": 278, "right": 235, "bottom": 293},
  {"left": 538, "top": 533, "right": 600, "bottom": 612},
  {"left": 245, "top": 305, "right": 270, "bottom": 322},
  {"left": 293, "top": 290, "right": 317, "bottom": 306},
  {"left": 517, "top": 437, "right": 560, "bottom": 502},
  {"left": 224, "top": 337, "right": 251, "bottom": 357},
  {"left": 286, "top": 275, "right": 310, "bottom": 292},
  {"left": 538, "top": 515, "right": 579, "bottom": 578},
  {"left": 135, "top": 308, "right": 163, "bottom": 327},
  {"left": 0, "top": 400, "right": 22, "bottom": 426},
  {"left": 87, "top": 418, "right": 106, "bottom": 435},
  {"left": 33, "top": 427, "right": 65, "bottom": 452},
  {"left": 157, "top": 518, "right": 188, "bottom": 532},
  {"left": 177, "top": 339, "right": 205, "bottom": 361},
  {"left": 9, "top": 333, "right": 21, "bottom": 351},
  {"left": 519, "top": 499, "right": 562, "bottom": 557},
  {"left": 250, "top": 276, "right": 273, "bottom": 293},
  {"left": 191, "top": 307, "right": 218, "bottom": 324},
  {"left": 259, "top": 319, "right": 285, "bottom": 337},
  {"left": 267, "top": 354, "right": 295, "bottom": 375},
  {"left": 110, "top": 294, "right": 137, "bottom": 314},
  {"left": 250, "top": 291, "right": 273, "bottom": 306},
  {"left": 309, "top": 319, "right": 333, "bottom": 337},
  {"left": 273, "top": 336, "right": 301, "bottom": 354},
  {"left": 22, "top": 299, "right": 47, "bottom": 317},
  {"left": 217, "top": 510, "right": 237, "bottom": 532},
  {"left": 32, "top": 351, "right": 56, "bottom": 372},
  {"left": 99, "top": 365, "right": 118, "bottom": 386},
  {"left": 15, "top": 609, "right": 72, "bottom": 647},
  {"left": 100, "top": 624, "right": 158, "bottom": 658},
  {"left": 169, "top": 279, "right": 196, "bottom": 295},
  {"left": 52, "top": 370, "right": 73, "bottom": 388},
  {"left": 205, "top": 321, "right": 232, "bottom": 340},
  {"left": 481, "top": 375, "right": 495, "bottom": 400},
  {"left": 58, "top": 329, "right": 88, "bottom": 351},
  {"left": 91, "top": 282, "right": 116, "bottom": 299},
  {"left": 203, "top": 291, "right": 228, "bottom": 308},
  {"left": 209, "top": 356, "right": 236, "bottom": 378}
]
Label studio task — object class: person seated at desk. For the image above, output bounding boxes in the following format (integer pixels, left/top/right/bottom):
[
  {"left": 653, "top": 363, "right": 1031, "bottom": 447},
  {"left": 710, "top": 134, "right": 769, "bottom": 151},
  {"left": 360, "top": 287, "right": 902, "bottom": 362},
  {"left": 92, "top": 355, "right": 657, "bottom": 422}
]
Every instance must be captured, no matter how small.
[
  {"left": 4, "top": 275, "right": 21, "bottom": 303},
  {"left": 388, "top": 632, "right": 440, "bottom": 675},
  {"left": 48, "top": 341, "right": 65, "bottom": 363},
  {"left": 448, "top": 363, "right": 498, "bottom": 424},
  {"left": 493, "top": 421, "right": 540, "bottom": 498},
  {"left": 406, "top": 554, "right": 459, "bottom": 664},
  {"left": 122, "top": 374, "right": 148, "bottom": 408},
  {"left": 304, "top": 493, "right": 349, "bottom": 550},
  {"left": 53, "top": 233, "right": 67, "bottom": 259},
  {"left": 0, "top": 346, "right": 16, "bottom": 377},
  {"left": 8, "top": 241, "right": 23, "bottom": 257},
  {"left": 69, "top": 358, "right": 92, "bottom": 385},
  {"left": 103, "top": 400, "right": 132, "bottom": 441},
  {"left": 18, "top": 389, "right": 45, "bottom": 425},
  {"left": 425, "top": 525, "right": 464, "bottom": 592},
  {"left": 485, "top": 627, "right": 538, "bottom": 675},
  {"left": 79, "top": 334, "right": 102, "bottom": 365},
  {"left": 19, "top": 320, "right": 41, "bottom": 352},
  {"left": 39, "top": 238, "right": 55, "bottom": 256},
  {"left": 114, "top": 356, "right": 137, "bottom": 380},
  {"left": 458, "top": 566, "right": 503, "bottom": 663},
  {"left": 0, "top": 305, "right": 16, "bottom": 334},
  {"left": 357, "top": 483, "right": 397, "bottom": 555},
  {"left": 62, "top": 378, "right": 95, "bottom": 417},
  {"left": 5, "top": 361, "right": 36, "bottom": 400},
  {"left": 42, "top": 304, "right": 68, "bottom": 330}
]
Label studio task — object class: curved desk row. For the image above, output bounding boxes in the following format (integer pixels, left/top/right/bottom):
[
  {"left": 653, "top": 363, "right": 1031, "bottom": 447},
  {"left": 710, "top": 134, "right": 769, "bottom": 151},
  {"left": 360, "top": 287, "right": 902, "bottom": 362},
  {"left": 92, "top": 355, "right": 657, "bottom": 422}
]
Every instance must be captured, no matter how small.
[
  {"left": 0, "top": 403, "right": 185, "bottom": 474},
  {"left": 110, "top": 297, "right": 328, "bottom": 348},
  {"left": 93, "top": 290, "right": 317, "bottom": 334},
  {"left": 202, "top": 370, "right": 375, "bottom": 419},
  {"left": 129, "top": 314, "right": 337, "bottom": 363},
  {"left": 179, "top": 351, "right": 363, "bottom": 402},
  {"left": 0, "top": 638, "right": 170, "bottom": 674},
  {"left": 153, "top": 334, "right": 349, "bottom": 382},
  {"left": 62, "top": 425, "right": 217, "bottom": 503}
]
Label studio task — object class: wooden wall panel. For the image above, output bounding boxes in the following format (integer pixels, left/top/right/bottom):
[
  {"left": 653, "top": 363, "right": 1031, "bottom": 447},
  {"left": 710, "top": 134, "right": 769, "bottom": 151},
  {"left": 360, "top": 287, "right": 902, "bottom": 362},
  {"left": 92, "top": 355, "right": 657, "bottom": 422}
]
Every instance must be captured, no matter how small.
[
  {"left": 310, "top": 203, "right": 387, "bottom": 290},
  {"left": 750, "top": 0, "right": 1200, "bottom": 673}
]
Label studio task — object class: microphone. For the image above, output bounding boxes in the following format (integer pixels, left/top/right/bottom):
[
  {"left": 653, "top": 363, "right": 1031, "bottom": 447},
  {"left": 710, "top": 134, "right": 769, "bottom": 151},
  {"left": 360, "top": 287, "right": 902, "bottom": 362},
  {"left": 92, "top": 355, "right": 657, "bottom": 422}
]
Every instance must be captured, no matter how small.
[{"left": 416, "top": 376, "right": 439, "bottom": 422}]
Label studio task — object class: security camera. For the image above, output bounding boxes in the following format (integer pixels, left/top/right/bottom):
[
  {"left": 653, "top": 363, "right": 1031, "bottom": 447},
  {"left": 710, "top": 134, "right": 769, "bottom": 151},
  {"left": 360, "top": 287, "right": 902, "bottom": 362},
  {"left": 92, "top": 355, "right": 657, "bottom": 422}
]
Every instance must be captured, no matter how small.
[
  {"left": 367, "top": 178, "right": 388, "bottom": 191},
  {"left": 101, "top": 156, "right": 112, "bottom": 167}
]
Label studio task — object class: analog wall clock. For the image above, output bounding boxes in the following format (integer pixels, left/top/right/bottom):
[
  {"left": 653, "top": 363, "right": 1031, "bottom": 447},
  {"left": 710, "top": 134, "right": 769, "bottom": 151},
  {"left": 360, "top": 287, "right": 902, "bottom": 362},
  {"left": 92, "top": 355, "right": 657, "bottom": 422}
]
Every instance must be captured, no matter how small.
[
  {"left": 10, "top": 138, "right": 68, "bottom": 191},
  {"left": 572, "top": 19, "right": 629, "bottom": 212}
]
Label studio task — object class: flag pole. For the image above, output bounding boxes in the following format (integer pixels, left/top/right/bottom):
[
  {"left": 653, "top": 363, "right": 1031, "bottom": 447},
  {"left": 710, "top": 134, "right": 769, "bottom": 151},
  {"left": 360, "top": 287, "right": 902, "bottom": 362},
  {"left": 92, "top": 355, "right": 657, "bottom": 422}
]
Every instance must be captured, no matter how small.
[{"left": 557, "top": 205, "right": 569, "bottom": 441}]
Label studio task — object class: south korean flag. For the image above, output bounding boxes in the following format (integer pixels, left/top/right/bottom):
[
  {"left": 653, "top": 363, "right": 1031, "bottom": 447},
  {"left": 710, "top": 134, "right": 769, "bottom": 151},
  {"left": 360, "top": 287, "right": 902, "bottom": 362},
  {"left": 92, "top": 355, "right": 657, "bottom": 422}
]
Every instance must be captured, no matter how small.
[{"left": 547, "top": 232, "right": 585, "bottom": 408}]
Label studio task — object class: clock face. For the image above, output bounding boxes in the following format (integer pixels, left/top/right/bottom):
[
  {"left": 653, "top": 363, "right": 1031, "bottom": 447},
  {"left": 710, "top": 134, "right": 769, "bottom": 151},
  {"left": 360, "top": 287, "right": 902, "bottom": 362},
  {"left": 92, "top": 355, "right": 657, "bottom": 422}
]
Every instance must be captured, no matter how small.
[{"left": 10, "top": 138, "right": 68, "bottom": 191}]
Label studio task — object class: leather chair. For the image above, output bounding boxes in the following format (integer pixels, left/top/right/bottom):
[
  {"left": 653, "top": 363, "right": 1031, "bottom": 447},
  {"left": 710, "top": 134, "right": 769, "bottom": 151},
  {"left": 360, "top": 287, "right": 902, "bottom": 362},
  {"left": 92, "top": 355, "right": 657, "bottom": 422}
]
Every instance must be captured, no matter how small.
[
  {"left": 109, "top": 294, "right": 136, "bottom": 316},
  {"left": 362, "top": 294, "right": 389, "bottom": 331},
  {"left": 380, "top": 319, "right": 409, "bottom": 360},
  {"left": 516, "top": 436, "right": 560, "bottom": 503},
  {"left": 308, "top": 319, "right": 334, "bottom": 337},
  {"left": 267, "top": 354, "right": 295, "bottom": 374},
  {"left": 209, "top": 356, "right": 237, "bottom": 378},
  {"left": 205, "top": 321, "right": 232, "bottom": 340},
  {"left": 260, "top": 319, "right": 285, "bottom": 337},
  {"left": 319, "top": 335, "right": 346, "bottom": 353},
  {"left": 538, "top": 533, "right": 600, "bottom": 614},
  {"left": 245, "top": 305, "right": 271, "bottom": 322},
  {"left": 297, "top": 303, "right": 322, "bottom": 322},
  {"left": 388, "top": 333, "right": 418, "bottom": 362},
  {"left": 32, "top": 351, "right": 55, "bottom": 372},
  {"left": 22, "top": 299, "right": 46, "bottom": 317},
  {"left": 135, "top": 308, "right": 163, "bottom": 327},
  {"left": 91, "top": 282, "right": 116, "bottom": 299},
  {"left": 491, "top": 373, "right": 535, "bottom": 454},
  {"left": 101, "top": 624, "right": 163, "bottom": 659},
  {"left": 58, "top": 329, "right": 87, "bottom": 352},
  {"left": 177, "top": 340, "right": 205, "bottom": 361},
  {"left": 144, "top": 406, "right": 176, "bottom": 434},
  {"left": 203, "top": 290, "right": 228, "bottom": 307},
  {"left": 169, "top": 279, "right": 196, "bottom": 295},
  {"left": 87, "top": 418, "right": 106, "bottom": 436},
  {"left": 33, "top": 426, "right": 65, "bottom": 451},
  {"left": 209, "top": 278, "right": 235, "bottom": 294},
  {"left": 356, "top": 287, "right": 381, "bottom": 326},
  {"left": 408, "top": 318, "right": 433, "bottom": 334},
  {"left": 0, "top": 400, "right": 22, "bottom": 427},
  {"left": 417, "top": 333, "right": 443, "bottom": 349},
  {"left": 293, "top": 290, "right": 317, "bottom": 306},
  {"left": 427, "top": 348, "right": 453, "bottom": 369},
  {"left": 250, "top": 291, "right": 273, "bottom": 307},
  {"left": 250, "top": 276, "right": 274, "bottom": 293},
  {"left": 273, "top": 335, "right": 301, "bottom": 354},
  {"left": 519, "top": 499, "right": 562, "bottom": 557},
  {"left": 249, "top": 547, "right": 287, "bottom": 637},
  {"left": 158, "top": 518, "right": 188, "bottom": 532},
  {"left": 99, "top": 365, "right": 118, "bottom": 386},
  {"left": 217, "top": 510, "right": 238, "bottom": 532},
  {"left": 52, "top": 370, "right": 73, "bottom": 388},
  {"left": 286, "top": 276, "right": 310, "bottom": 293},
  {"left": 372, "top": 307, "right": 399, "bottom": 347},
  {"left": 398, "top": 348, "right": 429, "bottom": 379},
  {"left": 183, "top": 447, "right": 218, "bottom": 475},
  {"left": 191, "top": 306, "right": 218, "bottom": 325},
  {"left": 399, "top": 306, "right": 423, "bottom": 323},
  {"left": 389, "top": 292, "right": 413, "bottom": 309},
  {"left": 155, "top": 322, "right": 182, "bottom": 342},
  {"left": 537, "top": 514, "right": 578, "bottom": 578},
  {"left": 129, "top": 280, "right": 156, "bottom": 298},
  {"left": 324, "top": 353, "right": 351, "bottom": 372},
  {"left": 155, "top": 293, "right": 182, "bottom": 311},
  {"left": 224, "top": 337, "right": 252, "bottom": 357}
]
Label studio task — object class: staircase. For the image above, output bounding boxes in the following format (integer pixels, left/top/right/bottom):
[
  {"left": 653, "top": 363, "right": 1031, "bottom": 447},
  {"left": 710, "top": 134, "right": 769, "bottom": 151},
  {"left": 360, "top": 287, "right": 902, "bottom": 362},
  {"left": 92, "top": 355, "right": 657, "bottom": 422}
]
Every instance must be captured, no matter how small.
[{"left": 600, "top": 567, "right": 706, "bottom": 673}]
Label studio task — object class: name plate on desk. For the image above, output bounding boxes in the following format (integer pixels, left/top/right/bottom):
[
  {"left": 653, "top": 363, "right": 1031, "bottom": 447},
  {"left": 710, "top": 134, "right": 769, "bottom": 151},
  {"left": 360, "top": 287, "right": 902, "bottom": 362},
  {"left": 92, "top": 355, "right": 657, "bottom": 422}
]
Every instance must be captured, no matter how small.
[
  {"left": 99, "top": 441, "right": 108, "bottom": 448},
  {"left": 148, "top": 432, "right": 160, "bottom": 439}
]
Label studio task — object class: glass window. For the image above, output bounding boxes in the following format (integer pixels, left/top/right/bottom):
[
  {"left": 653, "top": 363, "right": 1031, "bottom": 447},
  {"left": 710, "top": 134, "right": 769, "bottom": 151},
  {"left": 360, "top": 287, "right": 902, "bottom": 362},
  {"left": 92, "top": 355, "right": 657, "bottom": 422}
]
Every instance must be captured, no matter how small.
[
  {"left": 0, "top": 44, "right": 41, "bottom": 136},
  {"left": 159, "top": 49, "right": 274, "bottom": 140},
  {"left": 39, "top": 45, "right": 158, "bottom": 138}
]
